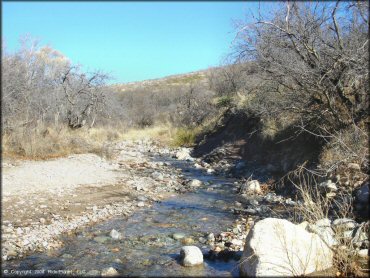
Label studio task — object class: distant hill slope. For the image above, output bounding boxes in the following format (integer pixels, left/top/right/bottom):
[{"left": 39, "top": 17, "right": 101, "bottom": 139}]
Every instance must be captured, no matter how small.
[{"left": 110, "top": 68, "right": 215, "bottom": 93}]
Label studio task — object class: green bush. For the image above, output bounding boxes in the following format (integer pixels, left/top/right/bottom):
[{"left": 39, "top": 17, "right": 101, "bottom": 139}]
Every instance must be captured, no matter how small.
[
  {"left": 216, "top": 96, "right": 233, "bottom": 108},
  {"left": 173, "top": 128, "right": 197, "bottom": 147}
]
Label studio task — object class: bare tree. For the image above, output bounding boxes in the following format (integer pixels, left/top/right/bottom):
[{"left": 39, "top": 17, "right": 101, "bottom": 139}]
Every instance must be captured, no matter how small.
[{"left": 233, "top": 1, "right": 369, "bottom": 136}]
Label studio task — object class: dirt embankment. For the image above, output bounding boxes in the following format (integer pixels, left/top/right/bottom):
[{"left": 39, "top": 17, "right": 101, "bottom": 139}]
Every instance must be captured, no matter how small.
[{"left": 193, "top": 109, "right": 324, "bottom": 178}]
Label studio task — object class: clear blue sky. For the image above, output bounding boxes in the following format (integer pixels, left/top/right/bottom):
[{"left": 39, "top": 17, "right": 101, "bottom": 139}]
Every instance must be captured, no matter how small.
[{"left": 3, "top": 1, "right": 260, "bottom": 83}]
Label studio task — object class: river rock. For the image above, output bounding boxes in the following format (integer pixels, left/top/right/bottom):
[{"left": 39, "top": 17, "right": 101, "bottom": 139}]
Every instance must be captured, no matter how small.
[
  {"left": 151, "top": 171, "right": 164, "bottom": 180},
  {"left": 319, "top": 180, "right": 337, "bottom": 192},
  {"left": 175, "top": 148, "right": 194, "bottom": 161},
  {"left": 189, "top": 179, "right": 202, "bottom": 187},
  {"left": 180, "top": 246, "right": 203, "bottom": 266},
  {"left": 94, "top": 236, "right": 110, "bottom": 244},
  {"left": 207, "top": 233, "right": 215, "bottom": 242},
  {"left": 101, "top": 267, "right": 119, "bottom": 276},
  {"left": 240, "top": 180, "right": 261, "bottom": 194},
  {"left": 207, "top": 168, "right": 215, "bottom": 174},
  {"left": 172, "top": 233, "right": 186, "bottom": 240},
  {"left": 109, "top": 229, "right": 122, "bottom": 240},
  {"left": 240, "top": 218, "right": 333, "bottom": 276}
]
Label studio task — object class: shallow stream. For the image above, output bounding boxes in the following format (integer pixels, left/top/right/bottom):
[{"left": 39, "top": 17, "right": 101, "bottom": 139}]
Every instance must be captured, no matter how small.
[{"left": 4, "top": 156, "right": 243, "bottom": 276}]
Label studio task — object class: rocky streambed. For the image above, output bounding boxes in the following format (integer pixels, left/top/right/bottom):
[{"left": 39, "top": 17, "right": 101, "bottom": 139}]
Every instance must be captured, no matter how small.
[{"left": 2, "top": 141, "right": 369, "bottom": 276}]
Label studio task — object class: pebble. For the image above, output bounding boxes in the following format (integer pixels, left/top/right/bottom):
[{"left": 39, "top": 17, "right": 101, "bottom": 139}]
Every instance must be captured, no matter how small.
[
  {"left": 172, "top": 233, "right": 186, "bottom": 240},
  {"left": 181, "top": 237, "right": 194, "bottom": 245},
  {"left": 101, "top": 267, "right": 119, "bottom": 276},
  {"left": 357, "top": 249, "right": 368, "bottom": 258},
  {"left": 137, "top": 202, "right": 145, "bottom": 207},
  {"left": 109, "top": 229, "right": 122, "bottom": 240}
]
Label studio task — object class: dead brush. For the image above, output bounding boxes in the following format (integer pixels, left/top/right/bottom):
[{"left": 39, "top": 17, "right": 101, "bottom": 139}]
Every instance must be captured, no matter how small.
[{"left": 284, "top": 165, "right": 368, "bottom": 276}]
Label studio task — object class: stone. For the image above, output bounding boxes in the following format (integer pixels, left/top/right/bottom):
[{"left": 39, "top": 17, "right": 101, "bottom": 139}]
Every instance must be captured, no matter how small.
[
  {"left": 151, "top": 171, "right": 164, "bottom": 180},
  {"left": 175, "top": 148, "right": 194, "bottom": 161},
  {"left": 332, "top": 218, "right": 357, "bottom": 230},
  {"left": 240, "top": 218, "right": 333, "bottom": 277},
  {"left": 198, "top": 237, "right": 207, "bottom": 244},
  {"left": 61, "top": 253, "right": 73, "bottom": 259},
  {"left": 182, "top": 237, "right": 194, "bottom": 245},
  {"left": 285, "top": 198, "right": 296, "bottom": 206},
  {"left": 207, "top": 168, "right": 215, "bottom": 174},
  {"left": 180, "top": 246, "right": 204, "bottom": 266},
  {"left": 207, "top": 233, "right": 215, "bottom": 242},
  {"left": 188, "top": 179, "right": 202, "bottom": 187},
  {"left": 231, "top": 239, "right": 243, "bottom": 246},
  {"left": 319, "top": 180, "right": 337, "bottom": 192},
  {"left": 137, "top": 202, "right": 145, "bottom": 207},
  {"left": 109, "top": 229, "right": 122, "bottom": 240},
  {"left": 315, "top": 218, "right": 331, "bottom": 228},
  {"left": 172, "top": 233, "right": 186, "bottom": 240},
  {"left": 101, "top": 267, "right": 119, "bottom": 276},
  {"left": 357, "top": 249, "right": 368, "bottom": 258},
  {"left": 93, "top": 236, "right": 110, "bottom": 244},
  {"left": 240, "top": 180, "right": 261, "bottom": 194},
  {"left": 348, "top": 163, "right": 361, "bottom": 171},
  {"left": 307, "top": 224, "right": 338, "bottom": 247}
]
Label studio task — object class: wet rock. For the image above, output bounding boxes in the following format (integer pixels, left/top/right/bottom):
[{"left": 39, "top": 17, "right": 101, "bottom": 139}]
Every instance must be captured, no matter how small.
[
  {"left": 207, "top": 233, "right": 215, "bottom": 242},
  {"left": 240, "top": 180, "right": 261, "bottom": 194},
  {"left": 188, "top": 179, "right": 202, "bottom": 187},
  {"left": 101, "top": 266, "right": 119, "bottom": 276},
  {"left": 109, "top": 229, "right": 122, "bottom": 240},
  {"left": 198, "top": 237, "right": 207, "bottom": 244},
  {"left": 172, "top": 233, "right": 186, "bottom": 240},
  {"left": 207, "top": 168, "right": 215, "bottom": 174},
  {"left": 175, "top": 148, "right": 194, "bottom": 161},
  {"left": 240, "top": 218, "right": 333, "bottom": 276},
  {"left": 94, "top": 236, "right": 110, "bottom": 244},
  {"left": 180, "top": 246, "right": 203, "bottom": 266},
  {"left": 234, "top": 201, "right": 243, "bottom": 207},
  {"left": 61, "top": 253, "right": 73, "bottom": 259},
  {"left": 182, "top": 237, "right": 195, "bottom": 245}
]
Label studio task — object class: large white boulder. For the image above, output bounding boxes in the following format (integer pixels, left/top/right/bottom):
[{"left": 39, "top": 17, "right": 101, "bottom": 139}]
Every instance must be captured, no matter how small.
[
  {"left": 180, "top": 246, "right": 203, "bottom": 266},
  {"left": 240, "top": 218, "right": 333, "bottom": 277},
  {"left": 240, "top": 180, "right": 261, "bottom": 194}
]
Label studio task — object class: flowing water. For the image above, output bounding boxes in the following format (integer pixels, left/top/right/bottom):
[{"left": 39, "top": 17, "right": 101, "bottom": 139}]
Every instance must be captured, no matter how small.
[{"left": 3, "top": 156, "right": 243, "bottom": 276}]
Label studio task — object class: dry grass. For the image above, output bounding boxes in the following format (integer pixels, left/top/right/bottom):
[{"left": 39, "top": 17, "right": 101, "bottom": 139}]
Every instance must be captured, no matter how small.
[
  {"left": 287, "top": 166, "right": 367, "bottom": 276},
  {"left": 2, "top": 125, "right": 125, "bottom": 160},
  {"left": 119, "top": 124, "right": 177, "bottom": 146}
]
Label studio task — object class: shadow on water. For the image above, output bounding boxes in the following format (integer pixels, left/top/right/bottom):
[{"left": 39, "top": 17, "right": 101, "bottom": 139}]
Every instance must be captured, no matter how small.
[{"left": 3, "top": 155, "right": 242, "bottom": 277}]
